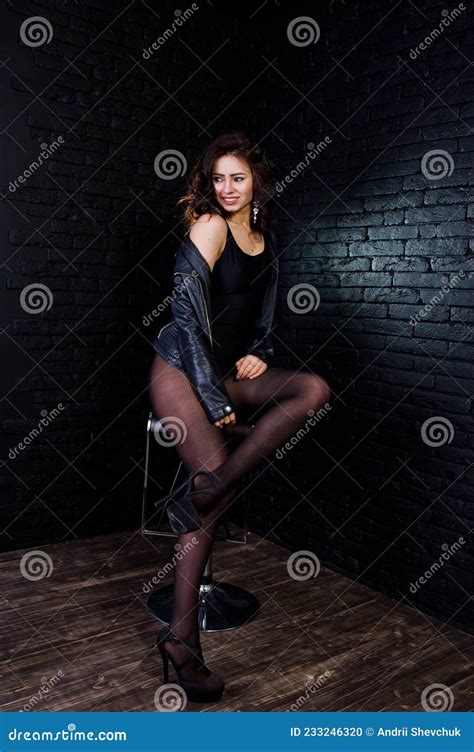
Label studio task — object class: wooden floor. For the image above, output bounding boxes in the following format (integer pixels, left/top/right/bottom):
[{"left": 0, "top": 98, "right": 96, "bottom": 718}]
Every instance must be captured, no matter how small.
[{"left": 1, "top": 527, "right": 472, "bottom": 712}]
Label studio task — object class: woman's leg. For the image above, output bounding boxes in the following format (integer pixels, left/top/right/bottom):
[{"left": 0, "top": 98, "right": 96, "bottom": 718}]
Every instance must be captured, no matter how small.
[
  {"left": 148, "top": 356, "right": 330, "bottom": 671},
  {"left": 183, "top": 366, "right": 332, "bottom": 509},
  {"left": 148, "top": 354, "right": 237, "bottom": 680}
]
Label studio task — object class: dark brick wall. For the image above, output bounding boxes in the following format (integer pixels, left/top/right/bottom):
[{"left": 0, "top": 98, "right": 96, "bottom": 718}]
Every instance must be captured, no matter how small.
[
  {"left": 0, "top": 0, "right": 261, "bottom": 546},
  {"left": 0, "top": 0, "right": 472, "bottom": 632},
  {"left": 243, "top": 0, "right": 473, "bottom": 634}
]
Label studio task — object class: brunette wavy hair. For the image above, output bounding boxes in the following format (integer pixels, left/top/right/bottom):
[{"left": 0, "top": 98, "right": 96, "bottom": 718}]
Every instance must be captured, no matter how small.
[{"left": 177, "top": 132, "right": 276, "bottom": 235}]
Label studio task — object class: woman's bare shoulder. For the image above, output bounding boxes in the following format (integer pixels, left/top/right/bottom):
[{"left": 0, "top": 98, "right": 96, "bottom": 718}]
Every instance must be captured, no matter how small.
[{"left": 188, "top": 213, "right": 227, "bottom": 271}]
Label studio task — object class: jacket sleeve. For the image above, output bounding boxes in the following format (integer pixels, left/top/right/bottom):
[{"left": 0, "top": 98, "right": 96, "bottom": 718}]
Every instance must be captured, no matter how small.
[
  {"left": 247, "top": 328, "right": 275, "bottom": 366},
  {"left": 171, "top": 271, "right": 235, "bottom": 423}
]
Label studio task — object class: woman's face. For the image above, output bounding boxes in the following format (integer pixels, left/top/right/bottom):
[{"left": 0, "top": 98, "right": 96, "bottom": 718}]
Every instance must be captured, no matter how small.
[{"left": 211, "top": 154, "right": 253, "bottom": 214}]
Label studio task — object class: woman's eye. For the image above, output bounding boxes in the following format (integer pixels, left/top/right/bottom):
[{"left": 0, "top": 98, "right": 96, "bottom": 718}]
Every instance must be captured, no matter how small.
[{"left": 213, "top": 176, "right": 245, "bottom": 182}]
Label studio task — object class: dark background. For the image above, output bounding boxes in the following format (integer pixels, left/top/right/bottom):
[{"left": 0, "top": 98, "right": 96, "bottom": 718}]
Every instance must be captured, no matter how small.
[{"left": 1, "top": 0, "right": 472, "bottom": 632}]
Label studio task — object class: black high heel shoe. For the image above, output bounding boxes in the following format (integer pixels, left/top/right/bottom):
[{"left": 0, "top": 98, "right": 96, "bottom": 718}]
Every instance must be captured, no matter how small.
[
  {"left": 157, "top": 626, "right": 225, "bottom": 704},
  {"left": 154, "top": 469, "right": 221, "bottom": 534}
]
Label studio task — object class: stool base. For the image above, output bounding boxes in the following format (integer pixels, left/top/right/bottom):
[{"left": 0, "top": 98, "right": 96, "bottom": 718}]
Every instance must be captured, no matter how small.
[{"left": 146, "top": 581, "right": 260, "bottom": 632}]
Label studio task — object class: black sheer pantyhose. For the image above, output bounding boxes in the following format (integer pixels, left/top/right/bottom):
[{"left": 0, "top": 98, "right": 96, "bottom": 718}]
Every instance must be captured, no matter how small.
[{"left": 148, "top": 354, "right": 331, "bottom": 680}]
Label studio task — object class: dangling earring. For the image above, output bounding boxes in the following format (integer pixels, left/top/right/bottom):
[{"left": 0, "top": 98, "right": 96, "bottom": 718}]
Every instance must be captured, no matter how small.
[{"left": 252, "top": 199, "right": 260, "bottom": 224}]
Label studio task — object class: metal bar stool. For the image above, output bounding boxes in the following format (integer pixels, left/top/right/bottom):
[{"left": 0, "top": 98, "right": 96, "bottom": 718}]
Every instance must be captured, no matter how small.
[{"left": 142, "top": 411, "right": 260, "bottom": 632}]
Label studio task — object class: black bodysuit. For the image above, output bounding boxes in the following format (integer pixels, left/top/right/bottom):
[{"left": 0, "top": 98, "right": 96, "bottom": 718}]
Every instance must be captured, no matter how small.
[{"left": 210, "top": 221, "right": 272, "bottom": 379}]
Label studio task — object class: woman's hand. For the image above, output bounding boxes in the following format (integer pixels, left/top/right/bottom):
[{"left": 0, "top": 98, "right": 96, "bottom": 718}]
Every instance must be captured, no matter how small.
[
  {"left": 213, "top": 354, "right": 267, "bottom": 426},
  {"left": 214, "top": 411, "right": 236, "bottom": 428},
  {"left": 235, "top": 354, "right": 268, "bottom": 380}
]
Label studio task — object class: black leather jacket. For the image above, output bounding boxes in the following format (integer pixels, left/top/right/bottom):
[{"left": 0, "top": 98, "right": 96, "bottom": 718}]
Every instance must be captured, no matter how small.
[{"left": 153, "top": 230, "right": 279, "bottom": 423}]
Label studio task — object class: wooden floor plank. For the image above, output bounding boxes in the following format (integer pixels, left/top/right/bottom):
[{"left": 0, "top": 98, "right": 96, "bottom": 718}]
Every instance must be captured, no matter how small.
[{"left": 1, "top": 528, "right": 472, "bottom": 712}]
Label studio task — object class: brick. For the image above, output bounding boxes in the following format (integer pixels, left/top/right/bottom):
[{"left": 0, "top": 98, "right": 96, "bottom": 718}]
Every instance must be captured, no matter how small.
[
  {"left": 349, "top": 241, "right": 405, "bottom": 256},
  {"left": 406, "top": 239, "right": 468, "bottom": 255},
  {"left": 368, "top": 226, "right": 418, "bottom": 240},
  {"left": 340, "top": 272, "right": 392, "bottom": 286}
]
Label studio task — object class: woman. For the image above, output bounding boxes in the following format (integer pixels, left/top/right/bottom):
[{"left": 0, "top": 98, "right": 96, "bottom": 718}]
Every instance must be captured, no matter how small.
[{"left": 148, "top": 132, "right": 331, "bottom": 704}]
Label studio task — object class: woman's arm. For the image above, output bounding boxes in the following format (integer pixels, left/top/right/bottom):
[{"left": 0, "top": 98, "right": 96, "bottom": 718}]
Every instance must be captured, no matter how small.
[
  {"left": 188, "top": 214, "right": 226, "bottom": 273},
  {"left": 171, "top": 215, "right": 235, "bottom": 423}
]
